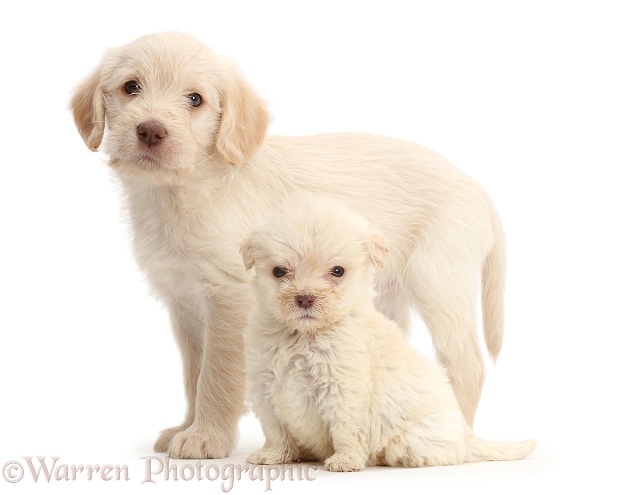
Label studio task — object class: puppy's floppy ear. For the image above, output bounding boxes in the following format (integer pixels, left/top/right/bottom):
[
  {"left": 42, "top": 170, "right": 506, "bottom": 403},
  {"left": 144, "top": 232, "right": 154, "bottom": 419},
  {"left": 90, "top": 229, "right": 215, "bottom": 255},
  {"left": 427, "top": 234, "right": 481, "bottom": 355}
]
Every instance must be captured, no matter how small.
[
  {"left": 240, "top": 233, "right": 259, "bottom": 270},
  {"left": 216, "top": 68, "right": 270, "bottom": 165},
  {"left": 70, "top": 65, "right": 106, "bottom": 151},
  {"left": 365, "top": 231, "right": 389, "bottom": 269}
]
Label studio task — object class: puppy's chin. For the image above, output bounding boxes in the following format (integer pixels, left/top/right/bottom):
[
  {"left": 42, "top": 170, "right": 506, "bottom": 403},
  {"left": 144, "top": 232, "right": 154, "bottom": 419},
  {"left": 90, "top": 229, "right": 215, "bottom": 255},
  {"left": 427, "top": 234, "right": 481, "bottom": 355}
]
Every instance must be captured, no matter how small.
[
  {"left": 108, "top": 155, "right": 193, "bottom": 186},
  {"left": 288, "top": 315, "right": 326, "bottom": 333},
  {"left": 277, "top": 309, "right": 341, "bottom": 334}
]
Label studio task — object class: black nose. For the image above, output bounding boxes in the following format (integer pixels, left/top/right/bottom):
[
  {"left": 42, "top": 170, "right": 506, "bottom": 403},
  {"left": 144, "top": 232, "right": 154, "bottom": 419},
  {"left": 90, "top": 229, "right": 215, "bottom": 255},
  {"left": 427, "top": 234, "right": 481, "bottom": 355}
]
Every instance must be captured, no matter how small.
[
  {"left": 137, "top": 121, "right": 167, "bottom": 146},
  {"left": 295, "top": 295, "right": 315, "bottom": 309}
]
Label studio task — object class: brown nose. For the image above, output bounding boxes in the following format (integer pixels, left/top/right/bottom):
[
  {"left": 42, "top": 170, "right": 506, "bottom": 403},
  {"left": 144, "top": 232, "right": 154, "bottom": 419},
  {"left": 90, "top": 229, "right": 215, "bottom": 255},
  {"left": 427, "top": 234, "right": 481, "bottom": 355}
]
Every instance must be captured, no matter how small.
[
  {"left": 137, "top": 121, "right": 167, "bottom": 147},
  {"left": 295, "top": 295, "right": 315, "bottom": 309}
]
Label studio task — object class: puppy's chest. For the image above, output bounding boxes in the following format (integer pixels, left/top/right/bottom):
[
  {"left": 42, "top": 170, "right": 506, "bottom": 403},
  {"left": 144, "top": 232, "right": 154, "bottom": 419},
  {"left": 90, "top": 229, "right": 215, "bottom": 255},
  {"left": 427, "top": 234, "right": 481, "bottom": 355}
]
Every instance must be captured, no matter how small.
[
  {"left": 132, "top": 212, "right": 203, "bottom": 287},
  {"left": 133, "top": 208, "right": 202, "bottom": 263},
  {"left": 127, "top": 188, "right": 246, "bottom": 299},
  {"left": 270, "top": 334, "right": 342, "bottom": 424}
]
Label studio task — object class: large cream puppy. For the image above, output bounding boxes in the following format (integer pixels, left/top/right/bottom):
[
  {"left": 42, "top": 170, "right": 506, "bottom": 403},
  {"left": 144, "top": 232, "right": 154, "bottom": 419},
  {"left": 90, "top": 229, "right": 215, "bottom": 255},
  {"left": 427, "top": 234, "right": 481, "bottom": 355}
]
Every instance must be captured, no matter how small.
[
  {"left": 242, "top": 194, "right": 534, "bottom": 471},
  {"left": 70, "top": 31, "right": 506, "bottom": 459}
]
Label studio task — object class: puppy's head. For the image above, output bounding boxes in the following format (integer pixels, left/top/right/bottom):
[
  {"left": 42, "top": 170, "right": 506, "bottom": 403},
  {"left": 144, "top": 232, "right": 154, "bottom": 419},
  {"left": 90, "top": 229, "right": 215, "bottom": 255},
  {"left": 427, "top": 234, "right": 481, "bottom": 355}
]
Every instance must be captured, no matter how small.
[
  {"left": 70, "top": 32, "right": 269, "bottom": 185},
  {"left": 240, "top": 194, "right": 389, "bottom": 333}
]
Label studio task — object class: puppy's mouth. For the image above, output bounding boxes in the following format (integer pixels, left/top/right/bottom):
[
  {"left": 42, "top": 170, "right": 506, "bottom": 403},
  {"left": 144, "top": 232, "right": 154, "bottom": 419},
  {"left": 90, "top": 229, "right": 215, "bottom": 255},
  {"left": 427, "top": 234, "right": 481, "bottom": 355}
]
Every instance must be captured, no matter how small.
[
  {"left": 109, "top": 155, "right": 165, "bottom": 174},
  {"left": 277, "top": 296, "right": 332, "bottom": 330},
  {"left": 285, "top": 309, "right": 318, "bottom": 324},
  {"left": 296, "top": 307, "right": 318, "bottom": 319},
  {"left": 134, "top": 151, "right": 164, "bottom": 168},
  {"left": 130, "top": 146, "right": 184, "bottom": 171},
  {"left": 109, "top": 147, "right": 167, "bottom": 169},
  {"left": 293, "top": 311, "right": 322, "bottom": 326}
]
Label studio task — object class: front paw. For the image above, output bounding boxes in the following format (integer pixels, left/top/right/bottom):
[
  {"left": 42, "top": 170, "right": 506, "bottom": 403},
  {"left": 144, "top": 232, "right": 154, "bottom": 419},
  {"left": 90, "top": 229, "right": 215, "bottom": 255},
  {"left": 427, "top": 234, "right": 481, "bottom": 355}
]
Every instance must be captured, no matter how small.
[
  {"left": 247, "top": 446, "right": 298, "bottom": 465},
  {"left": 324, "top": 451, "right": 366, "bottom": 472},
  {"left": 154, "top": 425, "right": 189, "bottom": 453},
  {"left": 168, "top": 429, "right": 236, "bottom": 459}
]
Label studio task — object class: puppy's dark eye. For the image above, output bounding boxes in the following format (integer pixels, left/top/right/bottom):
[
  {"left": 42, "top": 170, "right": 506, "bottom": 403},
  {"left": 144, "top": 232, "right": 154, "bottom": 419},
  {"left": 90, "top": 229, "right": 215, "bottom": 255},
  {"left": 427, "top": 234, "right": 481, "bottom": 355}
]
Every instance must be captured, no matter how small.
[
  {"left": 330, "top": 266, "right": 345, "bottom": 277},
  {"left": 273, "top": 267, "right": 288, "bottom": 278},
  {"left": 188, "top": 93, "right": 202, "bottom": 107},
  {"left": 124, "top": 80, "right": 140, "bottom": 95}
]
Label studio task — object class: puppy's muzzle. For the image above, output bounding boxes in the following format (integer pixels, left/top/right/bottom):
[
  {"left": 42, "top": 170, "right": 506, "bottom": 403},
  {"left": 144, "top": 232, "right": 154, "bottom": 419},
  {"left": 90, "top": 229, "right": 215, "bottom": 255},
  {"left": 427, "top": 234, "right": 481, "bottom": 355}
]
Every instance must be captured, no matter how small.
[
  {"left": 137, "top": 121, "right": 167, "bottom": 147},
  {"left": 295, "top": 294, "right": 315, "bottom": 309}
]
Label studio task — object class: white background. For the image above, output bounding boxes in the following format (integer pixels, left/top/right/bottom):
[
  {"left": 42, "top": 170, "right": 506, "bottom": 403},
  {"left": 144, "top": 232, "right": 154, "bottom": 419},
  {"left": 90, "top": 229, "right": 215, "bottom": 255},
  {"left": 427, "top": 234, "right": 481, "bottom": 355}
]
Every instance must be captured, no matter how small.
[{"left": 1, "top": 1, "right": 619, "bottom": 493}]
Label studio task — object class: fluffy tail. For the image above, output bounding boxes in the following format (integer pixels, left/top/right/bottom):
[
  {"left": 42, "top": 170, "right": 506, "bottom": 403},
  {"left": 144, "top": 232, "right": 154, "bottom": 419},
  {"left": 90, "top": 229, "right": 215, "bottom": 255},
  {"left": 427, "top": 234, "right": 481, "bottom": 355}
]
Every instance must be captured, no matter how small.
[
  {"left": 481, "top": 197, "right": 507, "bottom": 362},
  {"left": 465, "top": 427, "right": 536, "bottom": 462}
]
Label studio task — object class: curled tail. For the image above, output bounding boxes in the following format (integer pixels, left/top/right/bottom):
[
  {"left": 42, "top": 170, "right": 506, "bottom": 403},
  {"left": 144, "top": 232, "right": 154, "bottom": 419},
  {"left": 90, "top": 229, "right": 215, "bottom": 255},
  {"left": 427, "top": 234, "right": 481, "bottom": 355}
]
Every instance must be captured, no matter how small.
[
  {"left": 481, "top": 197, "right": 507, "bottom": 362},
  {"left": 465, "top": 427, "right": 536, "bottom": 462}
]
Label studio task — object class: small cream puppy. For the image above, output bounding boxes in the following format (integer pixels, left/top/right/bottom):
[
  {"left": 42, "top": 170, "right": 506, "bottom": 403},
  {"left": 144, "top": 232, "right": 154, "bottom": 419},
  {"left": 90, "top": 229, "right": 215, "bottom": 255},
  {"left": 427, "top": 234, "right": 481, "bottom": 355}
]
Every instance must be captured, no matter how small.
[{"left": 242, "top": 194, "right": 534, "bottom": 471}]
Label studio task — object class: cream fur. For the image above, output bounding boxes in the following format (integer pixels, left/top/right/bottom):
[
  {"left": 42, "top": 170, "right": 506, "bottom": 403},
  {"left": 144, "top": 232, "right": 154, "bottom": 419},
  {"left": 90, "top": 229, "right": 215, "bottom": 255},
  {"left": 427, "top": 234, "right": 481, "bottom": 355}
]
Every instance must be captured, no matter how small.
[
  {"left": 243, "top": 194, "right": 534, "bottom": 471},
  {"left": 70, "top": 31, "right": 507, "bottom": 458}
]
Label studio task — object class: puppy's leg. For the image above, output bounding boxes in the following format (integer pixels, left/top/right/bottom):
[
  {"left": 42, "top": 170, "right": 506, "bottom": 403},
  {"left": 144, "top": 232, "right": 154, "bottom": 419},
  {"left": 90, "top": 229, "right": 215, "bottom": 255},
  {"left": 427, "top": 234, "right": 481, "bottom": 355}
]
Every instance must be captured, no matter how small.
[
  {"left": 321, "top": 384, "right": 369, "bottom": 471},
  {"left": 324, "top": 444, "right": 367, "bottom": 471},
  {"left": 247, "top": 398, "right": 300, "bottom": 464},
  {"left": 168, "top": 291, "right": 247, "bottom": 459},
  {"left": 382, "top": 412, "right": 466, "bottom": 467},
  {"left": 154, "top": 304, "right": 202, "bottom": 452},
  {"left": 410, "top": 252, "right": 485, "bottom": 426},
  {"left": 324, "top": 418, "right": 368, "bottom": 472},
  {"left": 246, "top": 347, "right": 301, "bottom": 464}
]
